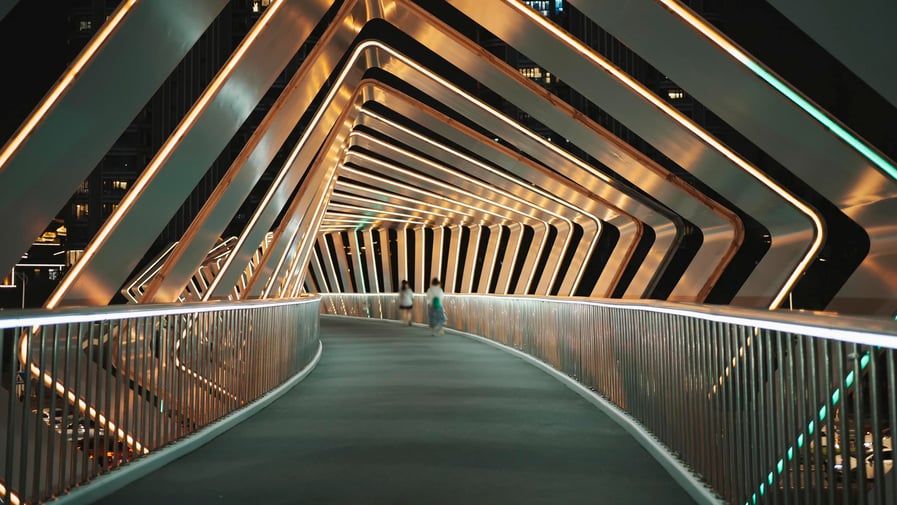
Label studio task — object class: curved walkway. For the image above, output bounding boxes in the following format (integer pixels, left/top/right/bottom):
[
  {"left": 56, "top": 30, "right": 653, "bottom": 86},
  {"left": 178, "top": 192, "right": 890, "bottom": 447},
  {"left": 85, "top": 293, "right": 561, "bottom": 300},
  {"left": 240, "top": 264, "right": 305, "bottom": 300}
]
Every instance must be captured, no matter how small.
[{"left": 96, "top": 318, "right": 696, "bottom": 504}]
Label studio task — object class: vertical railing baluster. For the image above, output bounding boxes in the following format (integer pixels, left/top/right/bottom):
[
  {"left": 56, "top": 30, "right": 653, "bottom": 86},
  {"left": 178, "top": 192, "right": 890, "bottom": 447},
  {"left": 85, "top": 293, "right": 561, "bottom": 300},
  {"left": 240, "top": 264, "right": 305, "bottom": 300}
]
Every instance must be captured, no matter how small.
[
  {"left": 885, "top": 349, "right": 897, "bottom": 504},
  {"left": 868, "top": 346, "right": 883, "bottom": 505}
]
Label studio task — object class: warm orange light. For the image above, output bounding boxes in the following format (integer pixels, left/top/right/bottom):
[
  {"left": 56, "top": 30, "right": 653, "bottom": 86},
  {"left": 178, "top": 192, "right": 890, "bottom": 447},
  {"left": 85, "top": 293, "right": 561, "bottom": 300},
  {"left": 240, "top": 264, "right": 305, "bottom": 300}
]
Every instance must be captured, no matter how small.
[
  {"left": 49, "top": 0, "right": 286, "bottom": 309},
  {"left": 0, "top": 0, "right": 138, "bottom": 172},
  {"left": 358, "top": 108, "right": 601, "bottom": 292},
  {"left": 505, "top": 1, "right": 823, "bottom": 310}
]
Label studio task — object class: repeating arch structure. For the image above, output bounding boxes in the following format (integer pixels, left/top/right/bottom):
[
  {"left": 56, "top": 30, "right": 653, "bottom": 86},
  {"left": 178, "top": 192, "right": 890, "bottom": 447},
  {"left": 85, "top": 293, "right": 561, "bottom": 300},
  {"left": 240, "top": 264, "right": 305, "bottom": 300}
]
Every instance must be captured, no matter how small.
[{"left": 0, "top": 0, "right": 895, "bottom": 315}]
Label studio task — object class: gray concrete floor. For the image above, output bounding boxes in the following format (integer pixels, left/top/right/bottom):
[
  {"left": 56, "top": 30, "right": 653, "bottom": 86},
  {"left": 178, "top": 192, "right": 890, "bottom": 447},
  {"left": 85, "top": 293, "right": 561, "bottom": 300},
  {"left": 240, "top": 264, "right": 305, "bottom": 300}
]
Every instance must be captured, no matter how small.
[{"left": 95, "top": 317, "right": 696, "bottom": 504}]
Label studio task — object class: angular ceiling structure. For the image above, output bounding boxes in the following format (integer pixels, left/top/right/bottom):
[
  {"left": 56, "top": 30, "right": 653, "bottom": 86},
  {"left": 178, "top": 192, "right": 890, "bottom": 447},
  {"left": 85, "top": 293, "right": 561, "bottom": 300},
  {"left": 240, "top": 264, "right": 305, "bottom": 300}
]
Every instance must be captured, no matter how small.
[{"left": 1, "top": 0, "right": 896, "bottom": 316}]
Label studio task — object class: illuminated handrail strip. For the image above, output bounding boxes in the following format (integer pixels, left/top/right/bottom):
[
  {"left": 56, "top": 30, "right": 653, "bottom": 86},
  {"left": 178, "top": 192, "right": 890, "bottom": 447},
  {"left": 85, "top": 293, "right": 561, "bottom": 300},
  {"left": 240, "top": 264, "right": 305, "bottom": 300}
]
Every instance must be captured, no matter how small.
[
  {"left": 0, "top": 297, "right": 318, "bottom": 330},
  {"left": 325, "top": 292, "right": 897, "bottom": 348}
]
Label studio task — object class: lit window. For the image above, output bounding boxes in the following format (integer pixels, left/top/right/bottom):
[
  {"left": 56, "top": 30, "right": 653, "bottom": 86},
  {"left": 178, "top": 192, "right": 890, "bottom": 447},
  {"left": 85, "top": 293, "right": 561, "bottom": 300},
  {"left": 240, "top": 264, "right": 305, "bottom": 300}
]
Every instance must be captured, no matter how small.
[
  {"left": 252, "top": 1, "right": 259, "bottom": 12},
  {"left": 67, "top": 250, "right": 84, "bottom": 267},
  {"left": 544, "top": 71, "right": 552, "bottom": 84},
  {"left": 1, "top": 270, "right": 13, "bottom": 288},
  {"left": 518, "top": 66, "right": 543, "bottom": 80},
  {"left": 37, "top": 231, "right": 57, "bottom": 243},
  {"left": 76, "top": 180, "right": 89, "bottom": 194},
  {"left": 524, "top": 1, "right": 551, "bottom": 16},
  {"left": 667, "top": 89, "right": 685, "bottom": 100},
  {"left": 555, "top": 0, "right": 563, "bottom": 13},
  {"left": 79, "top": 20, "right": 92, "bottom": 31},
  {"left": 111, "top": 180, "right": 129, "bottom": 190},
  {"left": 73, "top": 203, "right": 89, "bottom": 219}
]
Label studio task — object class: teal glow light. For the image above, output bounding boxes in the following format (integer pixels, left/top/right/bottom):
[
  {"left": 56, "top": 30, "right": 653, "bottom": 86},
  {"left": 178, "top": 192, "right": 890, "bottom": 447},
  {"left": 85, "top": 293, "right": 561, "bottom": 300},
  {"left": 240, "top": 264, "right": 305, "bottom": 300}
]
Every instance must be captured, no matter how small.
[
  {"left": 860, "top": 353, "right": 871, "bottom": 369},
  {"left": 664, "top": 0, "right": 897, "bottom": 181},
  {"left": 735, "top": 54, "right": 897, "bottom": 181},
  {"left": 354, "top": 219, "right": 371, "bottom": 232},
  {"left": 744, "top": 350, "right": 873, "bottom": 503}
]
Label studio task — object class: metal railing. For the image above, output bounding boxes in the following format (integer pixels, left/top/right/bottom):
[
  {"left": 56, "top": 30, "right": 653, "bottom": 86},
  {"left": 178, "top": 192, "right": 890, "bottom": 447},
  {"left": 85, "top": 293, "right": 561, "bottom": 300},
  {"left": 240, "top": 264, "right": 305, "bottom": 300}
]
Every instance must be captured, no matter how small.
[
  {"left": 1, "top": 296, "right": 320, "bottom": 504},
  {"left": 321, "top": 293, "right": 897, "bottom": 505}
]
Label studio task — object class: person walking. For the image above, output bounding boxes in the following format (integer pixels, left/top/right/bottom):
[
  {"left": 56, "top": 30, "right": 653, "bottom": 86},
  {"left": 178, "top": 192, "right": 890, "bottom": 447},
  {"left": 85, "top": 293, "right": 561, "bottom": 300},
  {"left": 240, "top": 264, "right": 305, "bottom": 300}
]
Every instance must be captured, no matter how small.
[
  {"left": 426, "top": 278, "right": 446, "bottom": 336},
  {"left": 398, "top": 280, "right": 414, "bottom": 326}
]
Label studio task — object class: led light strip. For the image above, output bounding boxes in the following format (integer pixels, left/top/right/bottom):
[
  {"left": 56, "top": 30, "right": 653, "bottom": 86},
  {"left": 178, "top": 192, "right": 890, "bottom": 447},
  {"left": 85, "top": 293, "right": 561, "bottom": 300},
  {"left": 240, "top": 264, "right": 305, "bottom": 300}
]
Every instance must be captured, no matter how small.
[
  {"left": 331, "top": 192, "right": 462, "bottom": 219},
  {"left": 17, "top": 330, "right": 149, "bottom": 454},
  {"left": 743, "top": 351, "right": 873, "bottom": 505},
  {"left": 213, "top": 38, "right": 618, "bottom": 299},
  {"left": 358, "top": 108, "right": 597, "bottom": 225},
  {"left": 358, "top": 108, "right": 603, "bottom": 292},
  {"left": 328, "top": 203, "right": 442, "bottom": 222},
  {"left": 0, "top": 298, "right": 317, "bottom": 330},
  {"left": 0, "top": 480, "right": 22, "bottom": 505},
  {"left": 334, "top": 182, "right": 480, "bottom": 218},
  {"left": 512, "top": 0, "right": 826, "bottom": 402},
  {"left": 263, "top": 149, "right": 345, "bottom": 299},
  {"left": 323, "top": 215, "right": 429, "bottom": 225},
  {"left": 49, "top": 0, "right": 286, "bottom": 309},
  {"left": 338, "top": 165, "right": 527, "bottom": 292},
  {"left": 325, "top": 292, "right": 897, "bottom": 347},
  {"left": 347, "top": 138, "right": 557, "bottom": 291},
  {"left": 203, "top": 40, "right": 377, "bottom": 298},
  {"left": 283, "top": 176, "right": 342, "bottom": 298},
  {"left": 27, "top": 2, "right": 288, "bottom": 457},
  {"left": 344, "top": 150, "right": 547, "bottom": 289},
  {"left": 124, "top": 241, "right": 180, "bottom": 303},
  {"left": 340, "top": 164, "right": 514, "bottom": 223},
  {"left": 348, "top": 133, "right": 561, "bottom": 224},
  {"left": 0, "top": 0, "right": 138, "bottom": 170},
  {"left": 507, "top": 0, "right": 823, "bottom": 311},
  {"left": 660, "top": 0, "right": 897, "bottom": 181},
  {"left": 173, "top": 330, "right": 239, "bottom": 402}
]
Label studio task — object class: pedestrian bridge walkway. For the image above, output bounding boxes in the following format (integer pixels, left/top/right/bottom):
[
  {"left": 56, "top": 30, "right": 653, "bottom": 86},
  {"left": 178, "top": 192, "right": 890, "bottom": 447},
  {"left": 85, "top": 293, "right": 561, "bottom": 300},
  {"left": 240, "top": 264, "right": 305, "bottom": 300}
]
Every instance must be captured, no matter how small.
[{"left": 95, "top": 317, "right": 694, "bottom": 504}]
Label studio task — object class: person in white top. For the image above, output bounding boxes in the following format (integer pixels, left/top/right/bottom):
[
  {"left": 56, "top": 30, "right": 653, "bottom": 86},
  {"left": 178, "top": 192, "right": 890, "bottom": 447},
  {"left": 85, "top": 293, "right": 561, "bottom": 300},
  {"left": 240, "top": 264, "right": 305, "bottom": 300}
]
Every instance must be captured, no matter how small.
[
  {"left": 398, "top": 280, "right": 414, "bottom": 326},
  {"left": 426, "top": 278, "right": 446, "bottom": 336}
]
